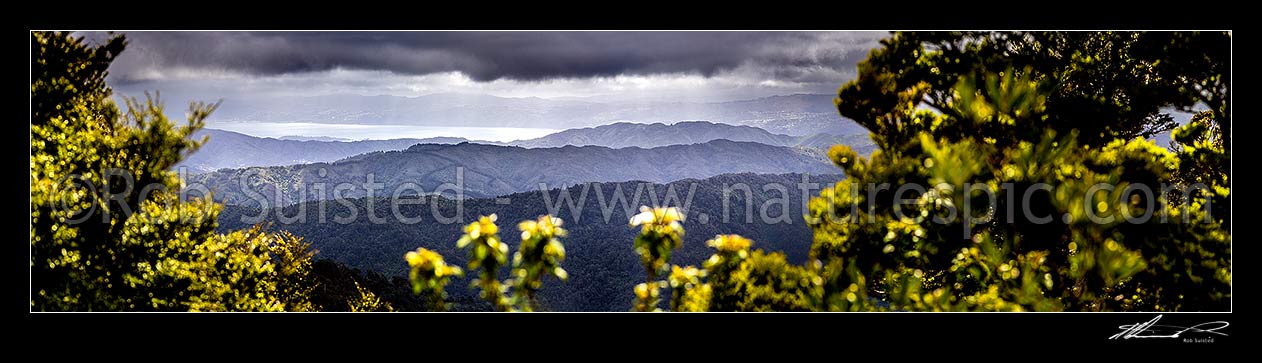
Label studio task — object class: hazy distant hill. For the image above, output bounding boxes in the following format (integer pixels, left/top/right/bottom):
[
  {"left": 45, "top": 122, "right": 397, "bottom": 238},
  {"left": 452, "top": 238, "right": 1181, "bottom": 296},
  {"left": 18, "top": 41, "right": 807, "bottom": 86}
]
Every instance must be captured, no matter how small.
[
  {"left": 190, "top": 140, "right": 838, "bottom": 206},
  {"left": 181, "top": 122, "right": 874, "bottom": 173},
  {"left": 177, "top": 129, "right": 466, "bottom": 173},
  {"left": 512, "top": 120, "right": 876, "bottom": 153},
  {"left": 278, "top": 135, "right": 352, "bottom": 142},
  {"left": 216, "top": 172, "right": 844, "bottom": 311},
  {"left": 513, "top": 121, "right": 797, "bottom": 148},
  {"left": 206, "top": 93, "right": 864, "bottom": 136}
]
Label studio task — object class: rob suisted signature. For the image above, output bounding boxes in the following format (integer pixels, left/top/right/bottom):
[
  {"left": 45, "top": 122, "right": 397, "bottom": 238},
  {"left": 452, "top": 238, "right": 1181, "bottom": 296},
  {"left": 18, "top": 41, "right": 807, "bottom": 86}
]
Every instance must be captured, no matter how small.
[{"left": 1109, "top": 315, "right": 1229, "bottom": 340}]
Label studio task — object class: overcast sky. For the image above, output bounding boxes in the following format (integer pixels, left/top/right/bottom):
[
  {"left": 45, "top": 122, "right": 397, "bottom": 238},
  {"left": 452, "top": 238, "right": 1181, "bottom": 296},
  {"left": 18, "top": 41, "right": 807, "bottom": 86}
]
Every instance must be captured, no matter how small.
[{"left": 100, "top": 31, "right": 887, "bottom": 102}]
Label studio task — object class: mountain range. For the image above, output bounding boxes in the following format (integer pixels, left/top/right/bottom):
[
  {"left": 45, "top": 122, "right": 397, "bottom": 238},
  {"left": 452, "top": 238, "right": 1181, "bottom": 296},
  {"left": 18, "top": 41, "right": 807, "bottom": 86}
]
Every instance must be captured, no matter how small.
[
  {"left": 278, "top": 135, "right": 352, "bottom": 142},
  {"left": 190, "top": 139, "right": 839, "bottom": 206},
  {"left": 178, "top": 129, "right": 461, "bottom": 174},
  {"left": 202, "top": 93, "right": 864, "bottom": 136},
  {"left": 179, "top": 121, "right": 874, "bottom": 173},
  {"left": 510, "top": 121, "right": 873, "bottom": 151}
]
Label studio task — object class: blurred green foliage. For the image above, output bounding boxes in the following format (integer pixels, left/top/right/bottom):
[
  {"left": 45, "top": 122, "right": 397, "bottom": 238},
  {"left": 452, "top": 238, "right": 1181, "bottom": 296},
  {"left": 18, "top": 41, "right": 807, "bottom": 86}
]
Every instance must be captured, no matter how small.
[
  {"left": 668, "top": 265, "right": 708, "bottom": 312},
  {"left": 457, "top": 214, "right": 513, "bottom": 311},
  {"left": 349, "top": 281, "right": 395, "bottom": 312},
  {"left": 406, "top": 247, "right": 462, "bottom": 311},
  {"left": 809, "top": 31, "right": 1230, "bottom": 311},
  {"left": 30, "top": 32, "right": 325, "bottom": 311},
  {"left": 622, "top": 227, "right": 820, "bottom": 312},
  {"left": 630, "top": 206, "right": 685, "bottom": 311},
  {"left": 512, "top": 216, "right": 569, "bottom": 311},
  {"left": 407, "top": 214, "right": 569, "bottom": 311}
]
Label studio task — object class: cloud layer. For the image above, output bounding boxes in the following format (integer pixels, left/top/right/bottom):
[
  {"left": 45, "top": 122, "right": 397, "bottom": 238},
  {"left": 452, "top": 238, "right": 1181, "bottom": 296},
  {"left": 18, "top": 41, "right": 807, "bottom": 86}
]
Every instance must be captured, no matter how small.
[
  {"left": 98, "top": 31, "right": 887, "bottom": 103},
  {"left": 109, "top": 32, "right": 882, "bottom": 82}
]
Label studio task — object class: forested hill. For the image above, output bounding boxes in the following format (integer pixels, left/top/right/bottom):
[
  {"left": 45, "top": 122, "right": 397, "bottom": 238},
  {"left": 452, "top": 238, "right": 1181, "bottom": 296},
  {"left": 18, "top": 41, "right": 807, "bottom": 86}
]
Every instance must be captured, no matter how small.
[
  {"left": 191, "top": 139, "right": 839, "bottom": 206},
  {"left": 217, "top": 172, "right": 844, "bottom": 311}
]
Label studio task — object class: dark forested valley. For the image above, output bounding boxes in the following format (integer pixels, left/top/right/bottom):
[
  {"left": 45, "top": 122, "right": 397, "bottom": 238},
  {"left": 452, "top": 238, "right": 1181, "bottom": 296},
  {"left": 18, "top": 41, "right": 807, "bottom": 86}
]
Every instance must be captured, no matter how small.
[{"left": 217, "top": 173, "right": 843, "bottom": 311}]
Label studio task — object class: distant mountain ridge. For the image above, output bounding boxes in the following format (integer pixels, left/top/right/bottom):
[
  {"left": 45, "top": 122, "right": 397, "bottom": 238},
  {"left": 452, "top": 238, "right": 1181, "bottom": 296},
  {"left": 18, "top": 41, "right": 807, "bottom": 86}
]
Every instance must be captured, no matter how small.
[
  {"left": 202, "top": 93, "right": 865, "bottom": 136},
  {"left": 180, "top": 122, "right": 875, "bottom": 173},
  {"left": 177, "top": 129, "right": 460, "bottom": 174},
  {"left": 278, "top": 135, "right": 352, "bottom": 142},
  {"left": 514, "top": 121, "right": 877, "bottom": 153},
  {"left": 513, "top": 121, "right": 792, "bottom": 148},
  {"left": 189, "top": 139, "right": 839, "bottom": 206}
]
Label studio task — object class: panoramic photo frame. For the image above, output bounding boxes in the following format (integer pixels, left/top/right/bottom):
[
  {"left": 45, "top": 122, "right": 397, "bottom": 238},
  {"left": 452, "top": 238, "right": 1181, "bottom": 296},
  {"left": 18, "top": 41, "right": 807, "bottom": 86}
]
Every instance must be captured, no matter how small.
[{"left": 27, "top": 26, "right": 1233, "bottom": 347}]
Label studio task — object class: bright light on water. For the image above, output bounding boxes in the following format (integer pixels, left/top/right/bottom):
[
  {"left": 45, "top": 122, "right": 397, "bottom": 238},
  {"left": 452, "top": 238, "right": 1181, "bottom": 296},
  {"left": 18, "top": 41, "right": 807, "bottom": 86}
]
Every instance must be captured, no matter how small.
[{"left": 206, "top": 122, "right": 562, "bottom": 142}]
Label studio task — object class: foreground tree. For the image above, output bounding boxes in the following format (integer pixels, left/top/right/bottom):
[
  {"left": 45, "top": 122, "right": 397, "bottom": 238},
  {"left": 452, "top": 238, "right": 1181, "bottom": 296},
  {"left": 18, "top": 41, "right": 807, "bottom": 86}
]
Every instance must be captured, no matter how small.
[
  {"left": 809, "top": 31, "right": 1230, "bottom": 311},
  {"left": 348, "top": 281, "right": 395, "bottom": 312},
  {"left": 512, "top": 216, "right": 569, "bottom": 311},
  {"left": 456, "top": 214, "right": 514, "bottom": 311},
  {"left": 31, "top": 32, "right": 319, "bottom": 311},
  {"left": 406, "top": 247, "right": 462, "bottom": 311},
  {"left": 629, "top": 206, "right": 684, "bottom": 311}
]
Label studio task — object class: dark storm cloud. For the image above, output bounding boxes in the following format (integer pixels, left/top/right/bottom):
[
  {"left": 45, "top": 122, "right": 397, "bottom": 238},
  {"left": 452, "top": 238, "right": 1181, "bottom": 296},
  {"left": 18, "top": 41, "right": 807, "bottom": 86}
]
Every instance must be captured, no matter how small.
[{"left": 109, "top": 31, "right": 884, "bottom": 83}]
